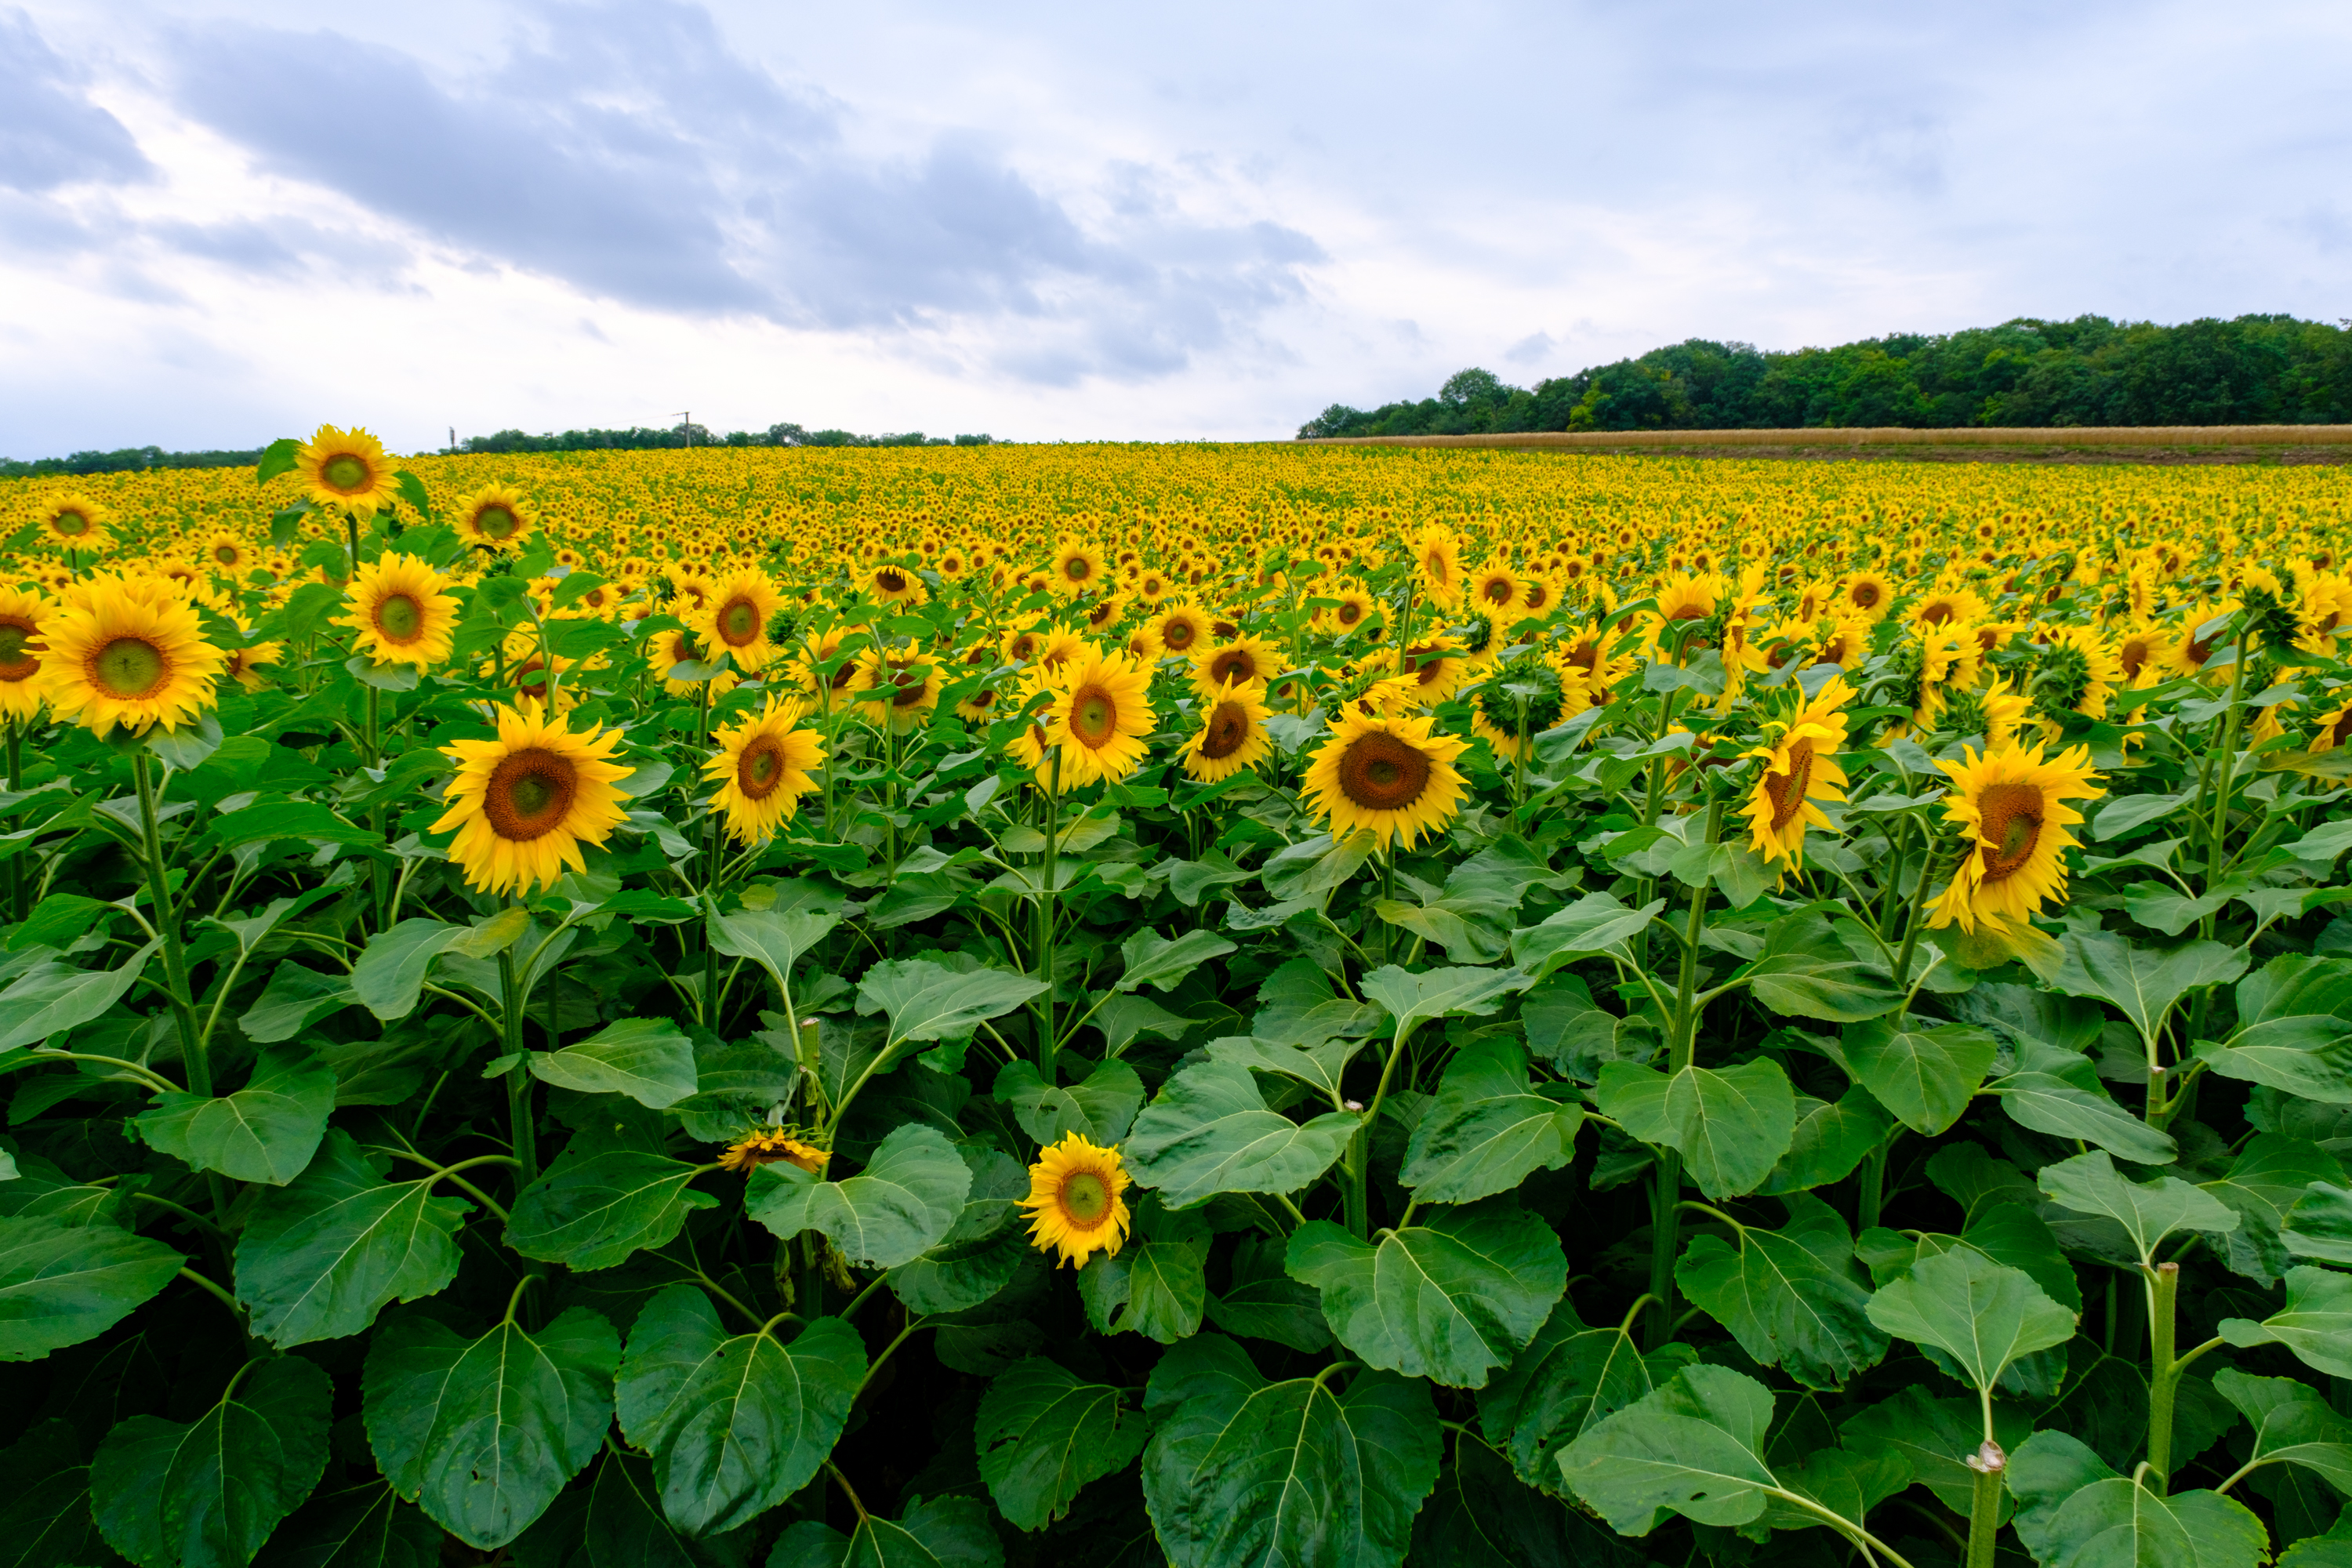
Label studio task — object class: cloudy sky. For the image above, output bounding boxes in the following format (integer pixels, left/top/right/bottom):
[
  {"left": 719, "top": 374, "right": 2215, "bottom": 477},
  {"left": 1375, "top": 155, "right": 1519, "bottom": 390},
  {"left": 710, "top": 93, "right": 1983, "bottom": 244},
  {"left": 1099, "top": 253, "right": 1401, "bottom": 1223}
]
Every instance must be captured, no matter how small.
[{"left": 3, "top": 1, "right": 2347, "bottom": 454}]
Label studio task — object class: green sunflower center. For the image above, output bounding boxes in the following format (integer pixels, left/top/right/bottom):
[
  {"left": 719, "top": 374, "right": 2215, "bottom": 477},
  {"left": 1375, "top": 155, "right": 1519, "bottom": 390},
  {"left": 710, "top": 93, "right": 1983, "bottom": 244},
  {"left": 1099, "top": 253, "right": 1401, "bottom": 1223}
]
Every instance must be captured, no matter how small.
[
  {"left": 324, "top": 455, "right": 369, "bottom": 492},
  {"left": 93, "top": 637, "right": 165, "bottom": 698},
  {"left": 478, "top": 506, "right": 517, "bottom": 539},
  {"left": 1060, "top": 1171, "right": 1111, "bottom": 1225},
  {"left": 376, "top": 592, "right": 423, "bottom": 642}
]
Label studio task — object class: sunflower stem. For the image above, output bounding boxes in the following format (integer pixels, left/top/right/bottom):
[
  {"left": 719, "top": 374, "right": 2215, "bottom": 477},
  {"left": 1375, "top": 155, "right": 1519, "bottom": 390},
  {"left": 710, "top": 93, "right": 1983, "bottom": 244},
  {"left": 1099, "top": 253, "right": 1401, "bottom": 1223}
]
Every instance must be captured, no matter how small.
[
  {"left": 2143, "top": 1261, "right": 2181, "bottom": 1492},
  {"left": 1036, "top": 748, "right": 1062, "bottom": 1083},
  {"left": 132, "top": 751, "right": 208, "bottom": 1098},
  {"left": 1965, "top": 1444, "right": 2005, "bottom": 1568},
  {"left": 498, "top": 945, "right": 539, "bottom": 1189},
  {"left": 2200, "top": 626, "right": 2249, "bottom": 933},
  {"left": 5, "top": 720, "right": 24, "bottom": 921},
  {"left": 1890, "top": 846, "right": 1947, "bottom": 996}
]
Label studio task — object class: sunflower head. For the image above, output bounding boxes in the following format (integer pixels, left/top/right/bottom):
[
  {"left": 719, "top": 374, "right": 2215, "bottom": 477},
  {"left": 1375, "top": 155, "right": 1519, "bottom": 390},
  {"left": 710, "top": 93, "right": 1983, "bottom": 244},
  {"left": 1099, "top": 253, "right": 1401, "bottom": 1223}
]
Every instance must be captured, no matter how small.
[
  {"left": 34, "top": 582, "right": 226, "bottom": 735},
  {"left": 430, "top": 702, "right": 636, "bottom": 895},
  {"left": 456, "top": 485, "right": 537, "bottom": 551},
  {"left": 296, "top": 424, "right": 399, "bottom": 515},
  {"left": 1926, "top": 741, "right": 2103, "bottom": 934},
  {"left": 1301, "top": 709, "right": 1471, "bottom": 850},
  {"left": 339, "top": 553, "right": 459, "bottom": 669},
  {"left": 1183, "top": 677, "right": 1273, "bottom": 783},
  {"left": 1045, "top": 652, "right": 1155, "bottom": 787},
  {"left": 1019, "top": 1132, "right": 1132, "bottom": 1269},
  {"left": 702, "top": 694, "right": 826, "bottom": 845},
  {"left": 718, "top": 1128, "right": 829, "bottom": 1176},
  {"left": 0, "top": 586, "right": 49, "bottom": 720},
  {"left": 39, "top": 493, "right": 113, "bottom": 550}
]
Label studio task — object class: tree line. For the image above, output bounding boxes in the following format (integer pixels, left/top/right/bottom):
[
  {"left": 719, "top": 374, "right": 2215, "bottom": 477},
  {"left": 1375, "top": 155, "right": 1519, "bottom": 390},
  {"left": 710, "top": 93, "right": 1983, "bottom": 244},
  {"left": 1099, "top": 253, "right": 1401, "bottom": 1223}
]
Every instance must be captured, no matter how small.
[{"left": 1297, "top": 314, "right": 2352, "bottom": 438}]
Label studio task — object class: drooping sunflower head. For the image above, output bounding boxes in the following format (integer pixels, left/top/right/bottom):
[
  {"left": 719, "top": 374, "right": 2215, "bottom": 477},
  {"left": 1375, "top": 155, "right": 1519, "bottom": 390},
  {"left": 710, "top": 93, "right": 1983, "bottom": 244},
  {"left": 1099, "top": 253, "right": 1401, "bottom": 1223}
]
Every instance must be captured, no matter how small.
[
  {"left": 866, "top": 561, "right": 930, "bottom": 607},
  {"left": 339, "top": 553, "right": 460, "bottom": 669},
  {"left": 39, "top": 493, "right": 112, "bottom": 551},
  {"left": 1045, "top": 652, "right": 1154, "bottom": 788},
  {"left": 1183, "top": 676, "right": 1272, "bottom": 783},
  {"left": 717, "top": 1128, "right": 829, "bottom": 1176},
  {"left": 34, "top": 582, "right": 226, "bottom": 735},
  {"left": 295, "top": 424, "right": 399, "bottom": 515},
  {"left": 1926, "top": 740, "right": 2103, "bottom": 934},
  {"left": 702, "top": 693, "right": 825, "bottom": 846},
  {"left": 1192, "top": 633, "right": 1279, "bottom": 704},
  {"left": 1301, "top": 709, "right": 1471, "bottom": 850},
  {"left": 1739, "top": 677, "right": 1853, "bottom": 869},
  {"left": 430, "top": 701, "right": 636, "bottom": 895},
  {"left": 1018, "top": 1132, "right": 1132, "bottom": 1269},
  {"left": 455, "top": 485, "right": 538, "bottom": 551}
]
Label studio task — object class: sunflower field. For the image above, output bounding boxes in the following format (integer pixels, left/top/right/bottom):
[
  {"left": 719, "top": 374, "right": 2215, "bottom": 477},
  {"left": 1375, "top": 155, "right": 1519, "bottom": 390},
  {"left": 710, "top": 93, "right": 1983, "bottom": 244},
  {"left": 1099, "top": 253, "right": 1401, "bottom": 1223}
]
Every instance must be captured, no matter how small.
[{"left": 6, "top": 429, "right": 2352, "bottom": 1568}]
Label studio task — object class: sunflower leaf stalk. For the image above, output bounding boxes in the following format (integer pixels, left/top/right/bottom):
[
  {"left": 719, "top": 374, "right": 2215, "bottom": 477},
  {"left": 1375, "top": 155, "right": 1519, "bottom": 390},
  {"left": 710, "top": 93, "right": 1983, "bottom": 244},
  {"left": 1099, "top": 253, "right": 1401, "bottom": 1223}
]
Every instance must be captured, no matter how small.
[{"left": 497, "top": 944, "right": 538, "bottom": 1189}]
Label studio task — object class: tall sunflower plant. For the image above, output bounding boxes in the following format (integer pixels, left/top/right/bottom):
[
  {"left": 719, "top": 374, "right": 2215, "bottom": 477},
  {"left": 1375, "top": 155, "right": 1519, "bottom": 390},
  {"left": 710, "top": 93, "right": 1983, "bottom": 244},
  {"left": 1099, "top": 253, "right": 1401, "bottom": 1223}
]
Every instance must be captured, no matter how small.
[{"left": 13, "top": 441, "right": 2352, "bottom": 1568}]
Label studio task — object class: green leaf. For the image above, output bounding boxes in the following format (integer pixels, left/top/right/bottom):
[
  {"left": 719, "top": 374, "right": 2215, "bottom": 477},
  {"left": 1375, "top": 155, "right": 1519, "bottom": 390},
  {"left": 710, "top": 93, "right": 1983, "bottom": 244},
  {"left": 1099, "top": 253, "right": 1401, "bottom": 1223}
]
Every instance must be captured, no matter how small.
[
  {"left": 2038, "top": 1149, "right": 2238, "bottom": 1268},
  {"left": 1842, "top": 1016, "right": 1998, "bottom": 1134},
  {"left": 705, "top": 906, "right": 840, "bottom": 1001},
  {"left": 257, "top": 437, "right": 301, "bottom": 484},
  {"left": 1116, "top": 928, "right": 1236, "bottom": 993},
  {"left": 747, "top": 1123, "right": 971, "bottom": 1269},
  {"left": 1412, "top": 1439, "right": 1621, "bottom": 1568},
  {"left": 1741, "top": 953, "right": 1903, "bottom": 1023},
  {"left": 1079, "top": 1236, "right": 1208, "bottom": 1344},
  {"left": 975, "top": 1356, "right": 1149, "bottom": 1530},
  {"left": 0, "top": 1213, "right": 182, "bottom": 1361},
  {"left": 768, "top": 1495, "right": 1005, "bottom": 1568},
  {"left": 1400, "top": 1037, "right": 1584, "bottom": 1203},
  {"left": 1286, "top": 1199, "right": 1566, "bottom": 1388},
  {"left": 2220, "top": 1265, "right": 2352, "bottom": 1378},
  {"left": 2052, "top": 929, "right": 2248, "bottom": 1044},
  {"left": 0, "top": 938, "right": 161, "bottom": 1051},
  {"left": 2284, "top": 1181, "right": 2352, "bottom": 1265},
  {"left": 1595, "top": 1058, "right": 1797, "bottom": 1200},
  {"left": 855, "top": 957, "right": 1046, "bottom": 1047},
  {"left": 363, "top": 1306, "right": 619, "bottom": 1549},
  {"left": 1141, "top": 1333, "right": 1440, "bottom": 1568},
  {"left": 529, "top": 1018, "right": 699, "bottom": 1109},
  {"left": 2205, "top": 1134, "right": 2345, "bottom": 1283},
  {"left": 234, "top": 1129, "right": 470, "bottom": 1348},
  {"left": 1864, "top": 1247, "right": 2075, "bottom": 1402},
  {"left": 1512, "top": 895, "right": 1665, "bottom": 982},
  {"left": 0, "top": 1418, "right": 111, "bottom": 1568},
  {"left": 1841, "top": 1386, "right": 2034, "bottom": 1519},
  {"left": 350, "top": 919, "right": 468, "bottom": 1022},
  {"left": 1359, "top": 964, "right": 1530, "bottom": 1039},
  {"left": 1204, "top": 1232, "right": 1330, "bottom": 1352},
  {"left": 241, "top": 961, "right": 361, "bottom": 1044},
  {"left": 2212, "top": 1367, "right": 2352, "bottom": 1494},
  {"left": 2198, "top": 1017, "right": 2352, "bottom": 1103},
  {"left": 92, "top": 1356, "right": 332, "bottom": 1568},
  {"left": 259, "top": 1482, "right": 445, "bottom": 1568},
  {"left": 1478, "top": 1299, "right": 1697, "bottom": 1490},
  {"left": 1986, "top": 1033, "right": 2180, "bottom": 1165},
  {"left": 580, "top": 1450, "right": 694, "bottom": 1568},
  {"left": 1123, "top": 1061, "right": 1359, "bottom": 1209},
  {"left": 132, "top": 1044, "right": 336, "bottom": 1185},
  {"left": 1558, "top": 1363, "right": 1782, "bottom": 1534},
  {"left": 884, "top": 1147, "right": 1027, "bottom": 1316},
  {"left": 992, "top": 1058, "right": 1145, "bottom": 1147},
  {"left": 1675, "top": 1194, "right": 1889, "bottom": 1390},
  {"left": 506, "top": 1144, "right": 717, "bottom": 1272},
  {"left": 2006, "top": 1430, "right": 2267, "bottom": 1568},
  {"left": 614, "top": 1287, "right": 865, "bottom": 1537},
  {"left": 1757, "top": 1086, "right": 1892, "bottom": 1195}
]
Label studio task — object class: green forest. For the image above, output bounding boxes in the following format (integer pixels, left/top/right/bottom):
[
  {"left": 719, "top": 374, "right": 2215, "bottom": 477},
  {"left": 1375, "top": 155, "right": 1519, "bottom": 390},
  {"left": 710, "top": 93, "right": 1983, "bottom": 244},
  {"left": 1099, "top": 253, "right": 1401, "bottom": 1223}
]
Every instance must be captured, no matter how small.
[{"left": 1298, "top": 314, "right": 2352, "bottom": 438}]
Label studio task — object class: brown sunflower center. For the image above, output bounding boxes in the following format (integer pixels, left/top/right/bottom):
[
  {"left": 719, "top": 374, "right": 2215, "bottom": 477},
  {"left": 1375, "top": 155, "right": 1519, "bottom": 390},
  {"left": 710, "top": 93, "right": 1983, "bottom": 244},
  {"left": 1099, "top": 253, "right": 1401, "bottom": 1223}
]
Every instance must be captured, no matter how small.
[
  {"left": 1523, "top": 583, "right": 1550, "bottom": 611},
  {"left": 1058, "top": 1171, "right": 1112, "bottom": 1226},
  {"left": 375, "top": 592, "right": 424, "bottom": 643},
  {"left": 1976, "top": 781, "right": 2045, "bottom": 883},
  {"left": 0, "top": 618, "right": 35, "bottom": 681},
  {"left": 1063, "top": 556, "right": 1093, "bottom": 581},
  {"left": 1337, "top": 600, "right": 1363, "bottom": 626},
  {"left": 889, "top": 665, "right": 929, "bottom": 707},
  {"left": 2335, "top": 710, "right": 2352, "bottom": 746},
  {"left": 717, "top": 597, "right": 760, "bottom": 645},
  {"left": 1069, "top": 687, "right": 1117, "bottom": 747},
  {"left": 2118, "top": 637, "right": 2152, "bottom": 678},
  {"left": 1920, "top": 601, "right": 1952, "bottom": 625},
  {"left": 1207, "top": 648, "right": 1257, "bottom": 685},
  {"left": 1851, "top": 583, "right": 1882, "bottom": 608},
  {"left": 90, "top": 636, "right": 166, "bottom": 699},
  {"left": 477, "top": 505, "right": 517, "bottom": 539},
  {"left": 1338, "top": 731, "right": 1432, "bottom": 811},
  {"left": 1200, "top": 701, "right": 1250, "bottom": 760},
  {"left": 1762, "top": 739, "right": 1814, "bottom": 830},
  {"left": 484, "top": 747, "right": 579, "bottom": 841},
  {"left": 1162, "top": 619, "right": 1196, "bottom": 651},
  {"left": 877, "top": 568, "right": 906, "bottom": 593},
  {"left": 1482, "top": 578, "right": 1512, "bottom": 605},
  {"left": 738, "top": 737, "right": 786, "bottom": 800},
  {"left": 323, "top": 454, "right": 370, "bottom": 493}
]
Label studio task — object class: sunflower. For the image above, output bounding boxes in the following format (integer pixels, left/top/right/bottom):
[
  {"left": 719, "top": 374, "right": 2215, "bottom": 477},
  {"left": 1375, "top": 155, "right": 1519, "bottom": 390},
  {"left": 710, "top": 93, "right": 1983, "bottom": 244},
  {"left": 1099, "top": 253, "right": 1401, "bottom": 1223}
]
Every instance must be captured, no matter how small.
[
  {"left": 431, "top": 701, "right": 635, "bottom": 896},
  {"left": 1051, "top": 541, "right": 1106, "bottom": 597},
  {"left": 1182, "top": 677, "right": 1273, "bottom": 783},
  {"left": 339, "top": 554, "right": 459, "bottom": 669},
  {"left": 1516, "top": 571, "right": 1560, "bottom": 619},
  {"left": 855, "top": 647, "right": 942, "bottom": 733},
  {"left": 1910, "top": 586, "right": 1989, "bottom": 630},
  {"left": 296, "top": 424, "right": 399, "bottom": 515},
  {"left": 1925, "top": 742, "right": 2102, "bottom": 934},
  {"left": 703, "top": 694, "right": 825, "bottom": 846},
  {"left": 1411, "top": 528, "right": 1465, "bottom": 608},
  {"left": 1045, "top": 652, "right": 1155, "bottom": 787},
  {"left": 865, "top": 561, "right": 930, "bottom": 607},
  {"left": 454, "top": 485, "right": 537, "bottom": 552},
  {"left": 1651, "top": 572, "right": 1719, "bottom": 645},
  {"left": 1468, "top": 655, "right": 1573, "bottom": 763},
  {"left": 0, "top": 586, "right": 49, "bottom": 719},
  {"left": 1839, "top": 572, "right": 1896, "bottom": 622},
  {"left": 1152, "top": 603, "right": 1211, "bottom": 660},
  {"left": 1019, "top": 1132, "right": 1132, "bottom": 1269},
  {"left": 1192, "top": 633, "right": 1281, "bottom": 702},
  {"left": 691, "top": 568, "right": 786, "bottom": 673},
  {"left": 223, "top": 634, "right": 284, "bottom": 695},
  {"left": 954, "top": 682, "right": 1004, "bottom": 724},
  {"left": 1469, "top": 564, "right": 1521, "bottom": 617},
  {"left": 1302, "top": 709, "right": 1471, "bottom": 849},
  {"left": 650, "top": 626, "right": 739, "bottom": 700},
  {"left": 1080, "top": 593, "right": 1127, "bottom": 635},
  {"left": 1329, "top": 586, "right": 1377, "bottom": 636},
  {"left": 1740, "top": 677, "right": 1853, "bottom": 869},
  {"left": 202, "top": 531, "right": 253, "bottom": 575},
  {"left": 1000, "top": 619, "right": 1047, "bottom": 666},
  {"left": 2030, "top": 625, "right": 2124, "bottom": 723},
  {"left": 717, "top": 1128, "right": 829, "bottom": 1175},
  {"left": 2110, "top": 622, "right": 2171, "bottom": 684},
  {"left": 1033, "top": 629, "right": 1095, "bottom": 675},
  {"left": 39, "top": 493, "right": 112, "bottom": 551},
  {"left": 35, "top": 582, "right": 225, "bottom": 734},
  {"left": 1395, "top": 637, "right": 1472, "bottom": 702}
]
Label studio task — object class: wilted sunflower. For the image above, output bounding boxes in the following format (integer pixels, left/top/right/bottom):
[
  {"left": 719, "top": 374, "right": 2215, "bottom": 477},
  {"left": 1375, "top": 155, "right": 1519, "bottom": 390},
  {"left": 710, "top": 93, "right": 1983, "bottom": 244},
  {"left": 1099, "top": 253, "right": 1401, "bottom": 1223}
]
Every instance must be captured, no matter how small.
[
  {"left": 454, "top": 485, "right": 537, "bottom": 551},
  {"left": 35, "top": 581, "right": 225, "bottom": 734},
  {"left": 717, "top": 1128, "right": 829, "bottom": 1175},
  {"left": 1302, "top": 710, "right": 1470, "bottom": 849},
  {"left": 339, "top": 554, "right": 459, "bottom": 669},
  {"left": 692, "top": 568, "right": 786, "bottom": 673},
  {"left": 296, "top": 424, "right": 399, "bottom": 515},
  {"left": 865, "top": 561, "right": 930, "bottom": 607},
  {"left": 1192, "top": 633, "right": 1281, "bottom": 702},
  {"left": 1020, "top": 1132, "right": 1132, "bottom": 1269},
  {"left": 431, "top": 701, "right": 635, "bottom": 895},
  {"left": 1926, "top": 741, "right": 2103, "bottom": 935},
  {"left": 1181, "top": 677, "right": 1272, "bottom": 782},
  {"left": 703, "top": 694, "right": 825, "bottom": 845},
  {"left": 39, "top": 493, "right": 111, "bottom": 551},
  {"left": 1740, "top": 677, "right": 1853, "bottom": 869},
  {"left": 0, "top": 586, "right": 49, "bottom": 719},
  {"left": 1045, "top": 652, "right": 1154, "bottom": 787}
]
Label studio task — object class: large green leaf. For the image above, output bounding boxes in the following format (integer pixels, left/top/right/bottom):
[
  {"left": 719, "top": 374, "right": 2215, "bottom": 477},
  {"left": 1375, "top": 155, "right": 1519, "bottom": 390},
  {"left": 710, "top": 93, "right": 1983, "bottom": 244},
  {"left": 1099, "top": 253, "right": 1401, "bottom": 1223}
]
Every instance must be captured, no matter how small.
[
  {"left": 1400, "top": 1037, "right": 1584, "bottom": 1203},
  {"left": 1358, "top": 963, "right": 1530, "bottom": 1040},
  {"left": 2052, "top": 929, "right": 2248, "bottom": 1046},
  {"left": 768, "top": 1495, "right": 1006, "bottom": 1568},
  {"left": 1123, "top": 1061, "right": 1359, "bottom": 1208},
  {"left": 2206, "top": 1134, "right": 2345, "bottom": 1283},
  {"left": 1840, "top": 1386, "right": 2034, "bottom": 1519},
  {"left": 1841, "top": 1016, "right": 1997, "bottom": 1134},
  {"left": 2038, "top": 1150, "right": 2238, "bottom": 1268},
  {"left": 1757, "top": 1086, "right": 1891, "bottom": 1195},
  {"left": 234, "top": 1129, "right": 470, "bottom": 1348},
  {"left": 2284, "top": 1181, "right": 2352, "bottom": 1266},
  {"left": 362, "top": 1305, "right": 619, "bottom": 1549},
  {"left": 855, "top": 957, "right": 1047, "bottom": 1046},
  {"left": 1286, "top": 1200, "right": 1566, "bottom": 1388},
  {"left": 0, "top": 1419, "right": 111, "bottom": 1568},
  {"left": 884, "top": 1147, "right": 1027, "bottom": 1316},
  {"left": 1741, "top": 953, "right": 1904, "bottom": 1022},
  {"left": 1675, "top": 1193, "right": 1888, "bottom": 1390},
  {"left": 2220, "top": 1265, "right": 2352, "bottom": 1378},
  {"left": 507, "top": 1143, "right": 718, "bottom": 1272},
  {"left": 1558, "top": 1363, "right": 1784, "bottom": 1534},
  {"left": 747, "top": 1123, "right": 971, "bottom": 1269},
  {"left": 580, "top": 1450, "right": 695, "bottom": 1568},
  {"left": 1511, "top": 892, "right": 1664, "bottom": 980},
  {"left": 1864, "top": 1247, "right": 2075, "bottom": 1410},
  {"left": 705, "top": 906, "right": 840, "bottom": 1002},
  {"left": 1986, "top": 1031, "right": 2180, "bottom": 1164},
  {"left": 0, "top": 938, "right": 161, "bottom": 1051},
  {"left": 1140, "top": 1333, "right": 1440, "bottom": 1568},
  {"left": 2197, "top": 1018, "right": 2352, "bottom": 1103},
  {"left": 350, "top": 919, "right": 468, "bottom": 1022},
  {"left": 2007, "top": 1430, "right": 2266, "bottom": 1568},
  {"left": 993, "top": 1058, "right": 1145, "bottom": 1147},
  {"left": 614, "top": 1287, "right": 865, "bottom": 1537},
  {"left": 1412, "top": 1439, "right": 1624, "bottom": 1568},
  {"left": 1204, "top": 1232, "right": 1330, "bottom": 1353},
  {"left": 1478, "top": 1298, "right": 1697, "bottom": 1490},
  {"left": 238, "top": 961, "right": 361, "bottom": 1044},
  {"left": 92, "top": 1356, "right": 332, "bottom": 1568},
  {"left": 975, "top": 1356, "right": 1149, "bottom": 1531},
  {"left": 1116, "top": 928, "right": 1236, "bottom": 993},
  {"left": 2211, "top": 1367, "right": 2352, "bottom": 1495},
  {"left": 1595, "top": 1058, "right": 1796, "bottom": 1200},
  {"left": 132, "top": 1045, "right": 336, "bottom": 1185},
  {"left": 256, "top": 1482, "right": 445, "bottom": 1568},
  {"left": 1079, "top": 1235, "right": 1209, "bottom": 1344},
  {"left": 528, "top": 1018, "right": 699, "bottom": 1109},
  {"left": 0, "top": 1213, "right": 182, "bottom": 1361}
]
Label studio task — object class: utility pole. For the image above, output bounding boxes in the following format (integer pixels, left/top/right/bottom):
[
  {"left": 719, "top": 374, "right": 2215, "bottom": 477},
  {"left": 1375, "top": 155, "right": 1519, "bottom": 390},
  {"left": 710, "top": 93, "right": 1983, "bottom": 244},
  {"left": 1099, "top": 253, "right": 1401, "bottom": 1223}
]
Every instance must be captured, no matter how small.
[
  {"left": 448, "top": 426, "right": 456, "bottom": 454},
  {"left": 673, "top": 412, "right": 692, "bottom": 448}
]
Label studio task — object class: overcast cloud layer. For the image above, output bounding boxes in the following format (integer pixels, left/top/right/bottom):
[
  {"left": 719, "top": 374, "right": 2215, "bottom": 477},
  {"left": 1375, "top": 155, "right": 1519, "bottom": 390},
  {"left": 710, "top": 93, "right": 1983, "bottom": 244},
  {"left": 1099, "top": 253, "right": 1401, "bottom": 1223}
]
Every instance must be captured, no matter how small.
[{"left": 2, "top": 0, "right": 2347, "bottom": 452}]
